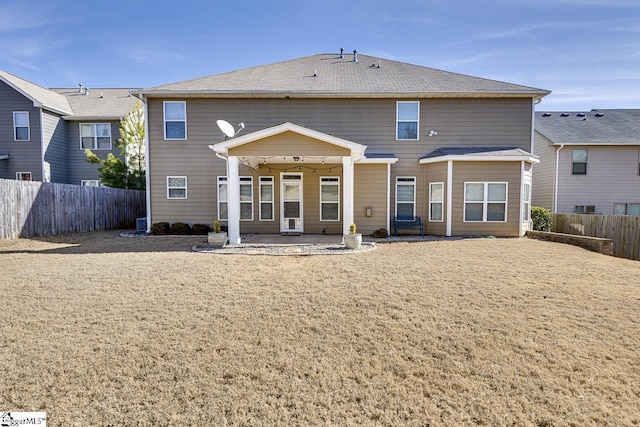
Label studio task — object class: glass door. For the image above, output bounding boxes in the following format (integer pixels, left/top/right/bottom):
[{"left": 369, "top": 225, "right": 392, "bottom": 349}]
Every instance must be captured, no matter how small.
[{"left": 281, "top": 173, "right": 303, "bottom": 233}]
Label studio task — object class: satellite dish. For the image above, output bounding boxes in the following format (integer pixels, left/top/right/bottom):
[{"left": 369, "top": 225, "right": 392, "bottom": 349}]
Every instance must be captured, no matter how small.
[{"left": 216, "top": 120, "right": 236, "bottom": 139}]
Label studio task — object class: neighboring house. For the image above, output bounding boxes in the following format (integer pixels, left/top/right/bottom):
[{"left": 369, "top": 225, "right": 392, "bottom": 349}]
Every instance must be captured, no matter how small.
[
  {"left": 0, "top": 70, "right": 139, "bottom": 185},
  {"left": 533, "top": 109, "right": 640, "bottom": 215},
  {"left": 136, "top": 51, "right": 549, "bottom": 242}
]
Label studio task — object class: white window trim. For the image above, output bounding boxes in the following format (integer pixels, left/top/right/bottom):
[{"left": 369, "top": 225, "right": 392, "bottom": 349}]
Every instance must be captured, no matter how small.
[
  {"left": 259, "top": 176, "right": 274, "bottom": 221},
  {"left": 320, "top": 176, "right": 340, "bottom": 221},
  {"left": 523, "top": 183, "right": 531, "bottom": 222},
  {"left": 572, "top": 149, "right": 588, "bottom": 175},
  {"left": 463, "top": 182, "right": 508, "bottom": 223},
  {"left": 16, "top": 172, "right": 32, "bottom": 181},
  {"left": 166, "top": 176, "right": 187, "bottom": 199},
  {"left": 429, "top": 182, "right": 444, "bottom": 222},
  {"left": 395, "top": 176, "right": 416, "bottom": 217},
  {"left": 239, "top": 176, "right": 254, "bottom": 221},
  {"left": 13, "top": 111, "right": 30, "bottom": 141},
  {"left": 396, "top": 101, "right": 419, "bottom": 141},
  {"left": 81, "top": 180, "right": 101, "bottom": 187},
  {"left": 163, "top": 101, "right": 187, "bottom": 140},
  {"left": 218, "top": 176, "right": 228, "bottom": 220},
  {"left": 80, "top": 123, "right": 112, "bottom": 150}
]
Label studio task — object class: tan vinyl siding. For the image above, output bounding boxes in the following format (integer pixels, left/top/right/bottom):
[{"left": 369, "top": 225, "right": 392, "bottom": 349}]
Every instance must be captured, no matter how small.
[
  {"left": 147, "top": 97, "right": 534, "bottom": 230},
  {"left": 354, "top": 164, "right": 388, "bottom": 235},
  {"left": 532, "top": 132, "right": 556, "bottom": 210},
  {"left": 42, "top": 111, "right": 67, "bottom": 183},
  {"left": 451, "top": 161, "right": 521, "bottom": 236},
  {"left": 0, "top": 81, "right": 42, "bottom": 181},
  {"left": 229, "top": 132, "right": 350, "bottom": 157},
  {"left": 556, "top": 145, "right": 640, "bottom": 215},
  {"left": 424, "top": 162, "right": 448, "bottom": 236}
]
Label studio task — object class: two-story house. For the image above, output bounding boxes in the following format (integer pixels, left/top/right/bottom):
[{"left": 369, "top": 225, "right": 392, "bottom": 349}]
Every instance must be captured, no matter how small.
[
  {"left": 0, "top": 70, "right": 139, "bottom": 185},
  {"left": 533, "top": 109, "right": 640, "bottom": 215},
  {"left": 136, "top": 51, "right": 549, "bottom": 242}
]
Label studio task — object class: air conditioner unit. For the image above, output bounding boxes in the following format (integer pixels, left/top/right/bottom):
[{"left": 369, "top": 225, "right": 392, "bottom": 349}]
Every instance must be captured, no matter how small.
[{"left": 136, "top": 217, "right": 147, "bottom": 232}]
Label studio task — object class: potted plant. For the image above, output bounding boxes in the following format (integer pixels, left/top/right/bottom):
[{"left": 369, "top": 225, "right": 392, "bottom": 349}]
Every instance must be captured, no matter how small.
[
  {"left": 207, "top": 220, "right": 228, "bottom": 248},
  {"left": 343, "top": 223, "right": 362, "bottom": 249}
]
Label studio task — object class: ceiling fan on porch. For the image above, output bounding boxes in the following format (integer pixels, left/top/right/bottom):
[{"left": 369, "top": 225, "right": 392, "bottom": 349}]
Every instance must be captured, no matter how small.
[{"left": 216, "top": 119, "right": 245, "bottom": 140}]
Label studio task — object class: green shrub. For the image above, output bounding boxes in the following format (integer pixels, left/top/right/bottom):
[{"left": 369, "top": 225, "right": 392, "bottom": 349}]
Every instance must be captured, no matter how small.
[
  {"left": 370, "top": 228, "right": 389, "bottom": 238},
  {"left": 170, "top": 222, "right": 192, "bottom": 235},
  {"left": 531, "top": 206, "right": 552, "bottom": 231},
  {"left": 150, "top": 222, "right": 170, "bottom": 235},
  {"left": 192, "top": 223, "right": 211, "bottom": 235}
]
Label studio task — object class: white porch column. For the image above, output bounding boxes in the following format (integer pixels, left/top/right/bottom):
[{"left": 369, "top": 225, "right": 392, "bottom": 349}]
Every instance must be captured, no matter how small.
[
  {"left": 342, "top": 156, "right": 355, "bottom": 235},
  {"left": 227, "top": 156, "right": 241, "bottom": 244}
]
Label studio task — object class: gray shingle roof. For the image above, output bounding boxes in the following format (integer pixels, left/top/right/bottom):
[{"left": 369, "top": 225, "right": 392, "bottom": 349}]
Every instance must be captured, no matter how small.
[
  {"left": 535, "top": 109, "right": 640, "bottom": 145},
  {"left": 0, "top": 70, "right": 72, "bottom": 115},
  {"left": 421, "top": 146, "right": 531, "bottom": 159},
  {"left": 140, "top": 53, "right": 550, "bottom": 99},
  {"left": 0, "top": 70, "right": 139, "bottom": 119},
  {"left": 51, "top": 88, "right": 140, "bottom": 120}
]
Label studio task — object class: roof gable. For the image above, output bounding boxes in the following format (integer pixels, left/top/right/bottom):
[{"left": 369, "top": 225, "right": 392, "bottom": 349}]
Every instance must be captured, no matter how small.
[
  {"left": 141, "top": 53, "right": 550, "bottom": 100},
  {"left": 210, "top": 122, "right": 366, "bottom": 156},
  {"left": 0, "top": 70, "right": 72, "bottom": 115},
  {"left": 535, "top": 109, "right": 640, "bottom": 146}
]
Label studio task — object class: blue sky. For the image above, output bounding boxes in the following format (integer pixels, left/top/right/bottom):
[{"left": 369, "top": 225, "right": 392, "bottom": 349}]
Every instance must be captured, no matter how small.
[{"left": 1, "top": 0, "right": 639, "bottom": 111}]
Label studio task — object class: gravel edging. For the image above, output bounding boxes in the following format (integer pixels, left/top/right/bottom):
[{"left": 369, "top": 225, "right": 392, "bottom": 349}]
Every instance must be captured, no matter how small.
[{"left": 192, "top": 242, "right": 376, "bottom": 256}]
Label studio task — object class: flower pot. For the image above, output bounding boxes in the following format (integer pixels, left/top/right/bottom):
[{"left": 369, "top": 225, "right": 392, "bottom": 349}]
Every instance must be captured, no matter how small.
[
  {"left": 344, "top": 233, "right": 362, "bottom": 249},
  {"left": 208, "top": 231, "right": 228, "bottom": 248}
]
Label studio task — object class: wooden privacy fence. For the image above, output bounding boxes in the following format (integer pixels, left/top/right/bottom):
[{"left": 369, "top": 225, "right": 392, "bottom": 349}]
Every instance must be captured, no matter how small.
[
  {"left": 0, "top": 178, "right": 146, "bottom": 239},
  {"left": 552, "top": 213, "right": 640, "bottom": 261}
]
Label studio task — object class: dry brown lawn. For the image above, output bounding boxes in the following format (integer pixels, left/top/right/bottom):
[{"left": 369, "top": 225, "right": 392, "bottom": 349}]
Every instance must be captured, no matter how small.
[{"left": 1, "top": 231, "right": 639, "bottom": 426}]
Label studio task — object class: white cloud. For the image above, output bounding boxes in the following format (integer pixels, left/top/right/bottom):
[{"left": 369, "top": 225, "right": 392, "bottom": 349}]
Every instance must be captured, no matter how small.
[
  {"left": 124, "top": 46, "right": 189, "bottom": 65},
  {"left": 8, "top": 57, "right": 39, "bottom": 70},
  {"left": 0, "top": 2, "right": 51, "bottom": 33}
]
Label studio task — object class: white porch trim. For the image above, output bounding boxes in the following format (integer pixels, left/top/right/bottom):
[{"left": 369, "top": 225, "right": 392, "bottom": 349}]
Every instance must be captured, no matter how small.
[
  {"left": 227, "top": 156, "right": 241, "bottom": 244},
  {"left": 342, "top": 156, "right": 354, "bottom": 235}
]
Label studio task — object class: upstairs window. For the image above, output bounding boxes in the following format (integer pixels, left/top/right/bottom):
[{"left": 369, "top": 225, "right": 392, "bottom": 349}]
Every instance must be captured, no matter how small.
[
  {"left": 81, "top": 123, "right": 112, "bottom": 150},
  {"left": 572, "top": 149, "right": 587, "bottom": 175},
  {"left": 164, "top": 101, "right": 186, "bottom": 140},
  {"left": 396, "top": 101, "right": 419, "bottom": 140},
  {"left": 13, "top": 112, "right": 30, "bottom": 141}
]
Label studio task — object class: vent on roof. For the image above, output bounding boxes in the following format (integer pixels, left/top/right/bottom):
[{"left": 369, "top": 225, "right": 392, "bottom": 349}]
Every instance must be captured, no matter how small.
[
  {"left": 340, "top": 48, "right": 344, "bottom": 59},
  {"left": 576, "top": 113, "right": 586, "bottom": 117},
  {"left": 595, "top": 112, "right": 604, "bottom": 117},
  {"left": 561, "top": 113, "right": 569, "bottom": 117},
  {"left": 78, "top": 83, "right": 83, "bottom": 93},
  {"left": 542, "top": 113, "right": 552, "bottom": 117},
  {"left": 353, "top": 49, "right": 358, "bottom": 63}
]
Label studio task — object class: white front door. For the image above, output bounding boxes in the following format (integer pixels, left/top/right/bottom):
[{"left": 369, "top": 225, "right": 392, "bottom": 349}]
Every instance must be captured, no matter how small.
[{"left": 281, "top": 173, "right": 303, "bottom": 233}]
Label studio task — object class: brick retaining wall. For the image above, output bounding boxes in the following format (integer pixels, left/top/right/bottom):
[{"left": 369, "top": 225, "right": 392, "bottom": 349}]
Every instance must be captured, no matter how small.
[{"left": 526, "top": 230, "right": 613, "bottom": 256}]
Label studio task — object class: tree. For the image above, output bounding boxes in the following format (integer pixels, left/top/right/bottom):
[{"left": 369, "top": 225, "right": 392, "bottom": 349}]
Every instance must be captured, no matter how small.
[{"left": 85, "top": 100, "right": 145, "bottom": 189}]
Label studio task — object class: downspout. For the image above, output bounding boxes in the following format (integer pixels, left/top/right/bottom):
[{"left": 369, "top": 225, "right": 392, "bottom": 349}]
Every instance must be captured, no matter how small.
[
  {"left": 386, "top": 163, "right": 391, "bottom": 233},
  {"left": 554, "top": 144, "right": 564, "bottom": 213},
  {"left": 141, "top": 94, "right": 152, "bottom": 232}
]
